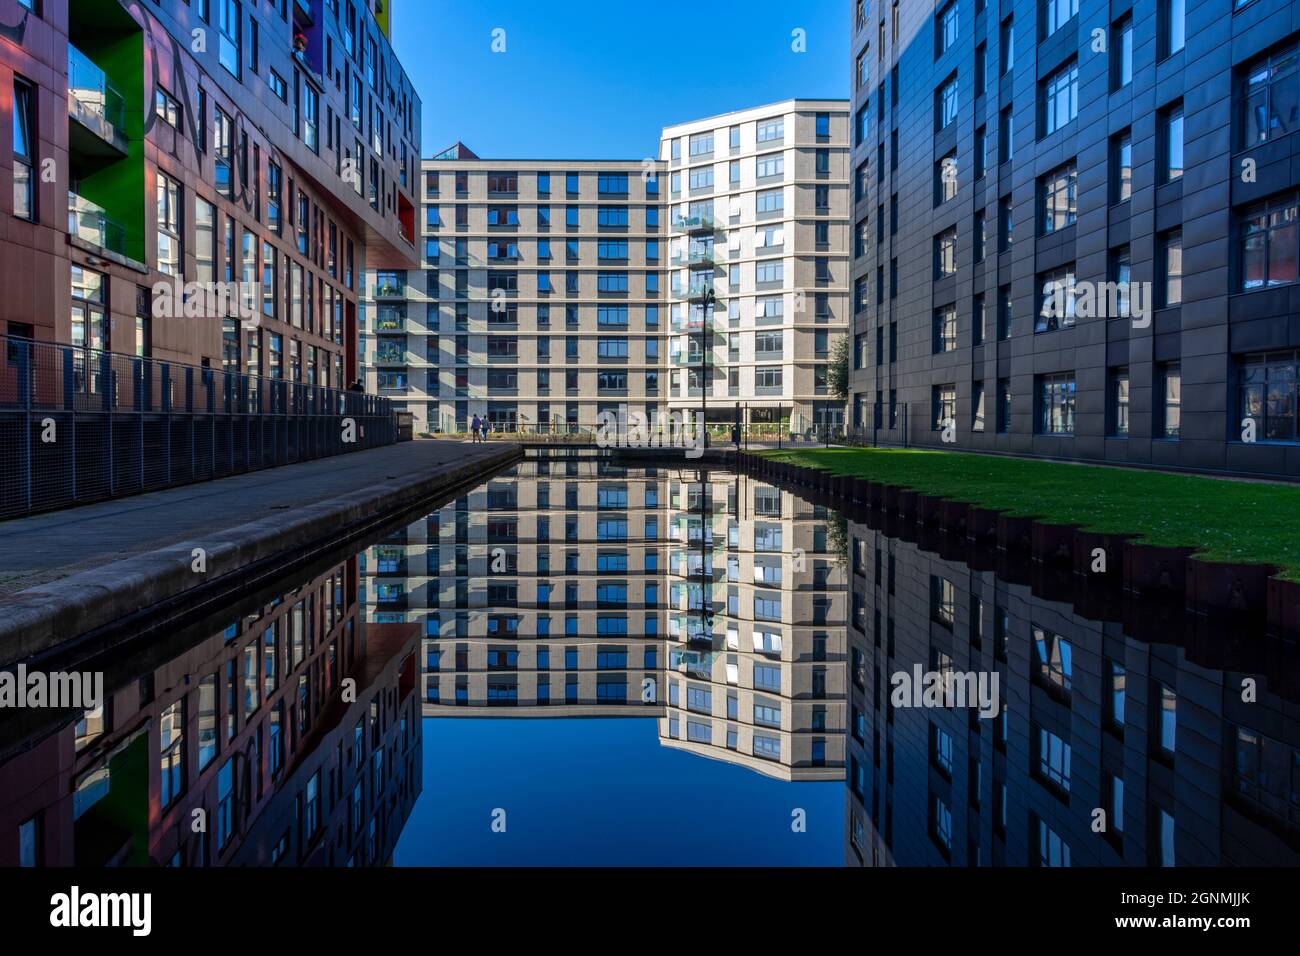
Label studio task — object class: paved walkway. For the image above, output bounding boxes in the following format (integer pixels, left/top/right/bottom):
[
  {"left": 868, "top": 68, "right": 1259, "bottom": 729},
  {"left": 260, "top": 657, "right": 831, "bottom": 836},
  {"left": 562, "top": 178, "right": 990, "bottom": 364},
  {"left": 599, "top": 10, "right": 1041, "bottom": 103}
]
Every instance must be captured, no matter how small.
[{"left": 0, "top": 440, "right": 520, "bottom": 662}]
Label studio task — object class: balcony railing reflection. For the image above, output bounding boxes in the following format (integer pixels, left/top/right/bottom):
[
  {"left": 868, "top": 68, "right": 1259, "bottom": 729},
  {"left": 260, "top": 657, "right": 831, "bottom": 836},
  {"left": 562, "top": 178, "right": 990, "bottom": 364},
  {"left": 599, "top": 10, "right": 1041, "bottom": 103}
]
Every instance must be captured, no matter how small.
[{"left": 68, "top": 192, "right": 126, "bottom": 255}]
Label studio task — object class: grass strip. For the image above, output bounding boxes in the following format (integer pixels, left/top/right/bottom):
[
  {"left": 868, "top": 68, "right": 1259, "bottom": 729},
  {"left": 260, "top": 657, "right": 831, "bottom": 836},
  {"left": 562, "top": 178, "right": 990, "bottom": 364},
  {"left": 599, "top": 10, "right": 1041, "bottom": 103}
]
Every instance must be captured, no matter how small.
[{"left": 761, "top": 447, "right": 1300, "bottom": 581}]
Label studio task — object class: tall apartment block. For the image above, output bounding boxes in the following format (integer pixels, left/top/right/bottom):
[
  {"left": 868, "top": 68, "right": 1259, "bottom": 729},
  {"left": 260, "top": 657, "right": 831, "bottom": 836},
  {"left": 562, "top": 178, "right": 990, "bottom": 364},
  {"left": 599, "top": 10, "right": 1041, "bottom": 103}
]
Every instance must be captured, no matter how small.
[
  {"left": 661, "top": 100, "right": 851, "bottom": 434},
  {"left": 848, "top": 0, "right": 1300, "bottom": 478},
  {"left": 360, "top": 459, "right": 670, "bottom": 712},
  {"left": 363, "top": 151, "right": 666, "bottom": 433},
  {"left": 841, "top": 516, "right": 1300, "bottom": 867},
  {"left": 660, "top": 469, "right": 847, "bottom": 780},
  {"left": 2, "top": 0, "right": 420, "bottom": 385},
  {"left": 361, "top": 99, "right": 851, "bottom": 436}
]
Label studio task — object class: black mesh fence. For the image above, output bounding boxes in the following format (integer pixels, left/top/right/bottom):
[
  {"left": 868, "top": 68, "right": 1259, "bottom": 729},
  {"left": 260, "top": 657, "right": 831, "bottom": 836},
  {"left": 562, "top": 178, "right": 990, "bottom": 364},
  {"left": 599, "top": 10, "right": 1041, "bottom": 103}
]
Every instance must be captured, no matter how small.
[{"left": 0, "top": 335, "right": 397, "bottom": 520}]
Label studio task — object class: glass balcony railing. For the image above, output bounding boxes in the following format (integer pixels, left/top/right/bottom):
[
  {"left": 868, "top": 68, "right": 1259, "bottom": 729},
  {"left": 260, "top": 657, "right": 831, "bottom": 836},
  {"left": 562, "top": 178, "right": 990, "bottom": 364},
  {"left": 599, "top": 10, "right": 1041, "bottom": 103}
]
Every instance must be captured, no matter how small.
[
  {"left": 374, "top": 309, "right": 407, "bottom": 332},
  {"left": 672, "top": 213, "right": 717, "bottom": 233},
  {"left": 67, "top": 44, "right": 128, "bottom": 152},
  {"left": 671, "top": 249, "right": 716, "bottom": 266},
  {"left": 68, "top": 192, "right": 125, "bottom": 254},
  {"left": 373, "top": 279, "right": 407, "bottom": 299}
]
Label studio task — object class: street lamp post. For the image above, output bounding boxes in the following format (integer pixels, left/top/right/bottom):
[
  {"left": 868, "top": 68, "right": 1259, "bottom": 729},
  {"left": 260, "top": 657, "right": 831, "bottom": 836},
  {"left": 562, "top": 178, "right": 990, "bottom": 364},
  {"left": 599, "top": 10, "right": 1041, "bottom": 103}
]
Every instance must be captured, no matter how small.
[{"left": 697, "top": 286, "right": 714, "bottom": 454}]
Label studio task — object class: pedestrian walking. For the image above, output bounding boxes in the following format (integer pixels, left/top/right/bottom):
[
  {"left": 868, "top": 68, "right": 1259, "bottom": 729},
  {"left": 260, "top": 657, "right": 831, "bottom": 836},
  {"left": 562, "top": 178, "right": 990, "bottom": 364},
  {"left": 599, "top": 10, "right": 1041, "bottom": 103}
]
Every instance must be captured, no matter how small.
[{"left": 470, "top": 414, "right": 481, "bottom": 442}]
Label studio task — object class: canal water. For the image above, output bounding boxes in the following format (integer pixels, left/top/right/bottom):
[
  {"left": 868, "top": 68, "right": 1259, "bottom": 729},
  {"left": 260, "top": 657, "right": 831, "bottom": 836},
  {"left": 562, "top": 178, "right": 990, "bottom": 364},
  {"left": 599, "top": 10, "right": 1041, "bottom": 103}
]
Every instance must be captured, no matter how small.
[{"left": 2, "top": 459, "right": 1296, "bottom": 867}]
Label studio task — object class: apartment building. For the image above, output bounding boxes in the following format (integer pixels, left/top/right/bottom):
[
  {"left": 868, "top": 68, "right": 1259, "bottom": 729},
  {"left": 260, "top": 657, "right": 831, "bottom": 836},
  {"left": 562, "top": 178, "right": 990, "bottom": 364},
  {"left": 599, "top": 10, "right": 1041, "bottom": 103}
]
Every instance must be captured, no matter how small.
[
  {"left": 848, "top": 0, "right": 1300, "bottom": 478},
  {"left": 661, "top": 100, "right": 852, "bottom": 435},
  {"left": 1, "top": 0, "right": 420, "bottom": 385},
  {"left": 659, "top": 469, "right": 847, "bottom": 781},
  {"left": 359, "top": 459, "right": 671, "bottom": 713},
  {"left": 363, "top": 151, "right": 666, "bottom": 433},
  {"left": 361, "top": 99, "right": 851, "bottom": 436},
  {"left": 842, "top": 518, "right": 1300, "bottom": 867}
]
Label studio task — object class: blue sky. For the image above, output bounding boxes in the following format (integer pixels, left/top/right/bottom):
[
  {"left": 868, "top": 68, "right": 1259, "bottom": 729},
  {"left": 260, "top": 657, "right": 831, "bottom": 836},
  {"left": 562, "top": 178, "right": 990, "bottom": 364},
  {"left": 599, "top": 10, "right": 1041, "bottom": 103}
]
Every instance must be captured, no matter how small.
[
  {"left": 393, "top": 717, "right": 845, "bottom": 865},
  {"left": 391, "top": 0, "right": 850, "bottom": 160}
]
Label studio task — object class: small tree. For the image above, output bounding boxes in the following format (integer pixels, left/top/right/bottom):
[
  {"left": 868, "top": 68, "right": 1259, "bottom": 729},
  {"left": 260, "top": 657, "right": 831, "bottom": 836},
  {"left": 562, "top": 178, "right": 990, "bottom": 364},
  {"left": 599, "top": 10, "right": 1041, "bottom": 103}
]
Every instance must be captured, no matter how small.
[{"left": 827, "top": 334, "right": 851, "bottom": 402}]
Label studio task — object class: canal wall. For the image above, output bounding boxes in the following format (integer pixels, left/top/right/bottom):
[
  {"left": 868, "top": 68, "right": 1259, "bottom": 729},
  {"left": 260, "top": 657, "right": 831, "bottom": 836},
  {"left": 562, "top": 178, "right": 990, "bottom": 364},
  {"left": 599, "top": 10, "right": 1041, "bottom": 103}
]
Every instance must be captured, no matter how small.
[{"left": 0, "top": 441, "right": 522, "bottom": 667}]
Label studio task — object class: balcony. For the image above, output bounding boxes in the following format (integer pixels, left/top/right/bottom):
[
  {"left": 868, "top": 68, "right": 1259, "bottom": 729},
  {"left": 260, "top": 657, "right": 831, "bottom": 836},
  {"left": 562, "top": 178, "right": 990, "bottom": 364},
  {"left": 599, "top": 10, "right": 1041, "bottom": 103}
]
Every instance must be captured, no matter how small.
[
  {"left": 373, "top": 279, "right": 407, "bottom": 299},
  {"left": 671, "top": 248, "right": 716, "bottom": 267},
  {"left": 672, "top": 213, "right": 718, "bottom": 234},
  {"left": 68, "top": 192, "right": 125, "bottom": 255},
  {"left": 67, "top": 45, "right": 128, "bottom": 156},
  {"left": 672, "top": 282, "right": 715, "bottom": 302},
  {"left": 374, "top": 308, "right": 407, "bottom": 332}
]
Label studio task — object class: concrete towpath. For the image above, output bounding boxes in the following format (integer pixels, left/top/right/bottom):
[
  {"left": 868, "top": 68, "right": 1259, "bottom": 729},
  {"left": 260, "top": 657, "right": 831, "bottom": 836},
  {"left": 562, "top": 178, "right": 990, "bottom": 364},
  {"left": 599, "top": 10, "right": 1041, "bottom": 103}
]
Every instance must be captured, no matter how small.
[{"left": 0, "top": 439, "right": 520, "bottom": 663}]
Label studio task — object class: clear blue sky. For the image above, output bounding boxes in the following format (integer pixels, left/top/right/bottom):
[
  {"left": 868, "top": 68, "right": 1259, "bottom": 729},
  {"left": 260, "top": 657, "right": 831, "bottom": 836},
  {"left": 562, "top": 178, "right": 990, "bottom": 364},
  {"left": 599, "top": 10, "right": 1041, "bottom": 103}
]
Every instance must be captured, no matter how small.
[{"left": 391, "top": 0, "right": 850, "bottom": 160}]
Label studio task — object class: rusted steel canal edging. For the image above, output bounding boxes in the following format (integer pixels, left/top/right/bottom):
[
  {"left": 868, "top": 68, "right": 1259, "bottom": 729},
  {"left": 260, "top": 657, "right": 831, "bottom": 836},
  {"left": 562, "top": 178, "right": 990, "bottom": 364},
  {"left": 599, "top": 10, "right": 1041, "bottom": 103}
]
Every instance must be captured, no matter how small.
[
  {"left": 0, "top": 444, "right": 523, "bottom": 668},
  {"left": 732, "top": 451, "right": 1293, "bottom": 637}
]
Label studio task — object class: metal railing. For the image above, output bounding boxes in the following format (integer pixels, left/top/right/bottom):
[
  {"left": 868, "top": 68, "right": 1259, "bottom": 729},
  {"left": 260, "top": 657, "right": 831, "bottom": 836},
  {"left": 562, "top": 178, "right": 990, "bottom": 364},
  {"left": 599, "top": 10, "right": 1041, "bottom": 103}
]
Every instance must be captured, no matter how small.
[
  {"left": 424, "top": 420, "right": 847, "bottom": 448},
  {"left": 0, "top": 334, "right": 398, "bottom": 520}
]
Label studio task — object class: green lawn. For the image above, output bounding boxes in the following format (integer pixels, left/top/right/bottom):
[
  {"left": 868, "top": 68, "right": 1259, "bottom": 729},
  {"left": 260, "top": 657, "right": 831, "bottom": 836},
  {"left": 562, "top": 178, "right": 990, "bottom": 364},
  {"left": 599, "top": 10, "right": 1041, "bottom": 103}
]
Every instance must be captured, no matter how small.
[{"left": 762, "top": 447, "right": 1300, "bottom": 580}]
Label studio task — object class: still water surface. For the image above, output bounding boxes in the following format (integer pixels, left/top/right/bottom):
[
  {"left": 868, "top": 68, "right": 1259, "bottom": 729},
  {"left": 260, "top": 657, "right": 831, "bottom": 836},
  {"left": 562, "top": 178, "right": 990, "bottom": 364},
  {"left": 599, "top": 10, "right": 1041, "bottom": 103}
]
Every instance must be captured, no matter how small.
[{"left": 1, "top": 459, "right": 1295, "bottom": 867}]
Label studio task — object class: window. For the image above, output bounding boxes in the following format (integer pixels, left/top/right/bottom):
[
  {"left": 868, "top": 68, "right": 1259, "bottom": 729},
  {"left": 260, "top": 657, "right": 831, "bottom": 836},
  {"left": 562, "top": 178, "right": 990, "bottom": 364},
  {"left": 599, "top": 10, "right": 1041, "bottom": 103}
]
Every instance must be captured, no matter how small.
[
  {"left": 1111, "top": 367, "right": 1131, "bottom": 436},
  {"left": 937, "top": 1, "right": 958, "bottom": 54},
  {"left": 1036, "top": 817, "right": 1071, "bottom": 867},
  {"left": 217, "top": 0, "right": 241, "bottom": 78},
  {"left": 1044, "top": 0, "right": 1078, "bottom": 38},
  {"left": 1000, "top": 105, "right": 1014, "bottom": 163},
  {"left": 1162, "top": 103, "right": 1184, "bottom": 182},
  {"left": 12, "top": 77, "right": 35, "bottom": 220},
  {"left": 1239, "top": 350, "right": 1300, "bottom": 442},
  {"left": 936, "top": 152, "right": 957, "bottom": 204},
  {"left": 1161, "top": 0, "right": 1185, "bottom": 58},
  {"left": 934, "top": 227, "right": 957, "bottom": 278},
  {"left": 1112, "top": 131, "right": 1133, "bottom": 203},
  {"left": 156, "top": 173, "right": 182, "bottom": 276},
  {"left": 932, "top": 384, "right": 956, "bottom": 430},
  {"left": 1036, "top": 267, "right": 1076, "bottom": 331},
  {"left": 159, "top": 698, "right": 185, "bottom": 808},
  {"left": 1243, "top": 42, "right": 1300, "bottom": 148},
  {"left": 933, "top": 305, "right": 957, "bottom": 353},
  {"left": 1037, "top": 373, "right": 1076, "bottom": 435},
  {"left": 1033, "top": 625, "right": 1073, "bottom": 699},
  {"left": 1155, "top": 682, "right": 1177, "bottom": 755},
  {"left": 1161, "top": 231, "right": 1183, "bottom": 306},
  {"left": 1042, "top": 60, "right": 1078, "bottom": 135},
  {"left": 155, "top": 88, "right": 181, "bottom": 128},
  {"left": 1040, "top": 162, "right": 1077, "bottom": 234},
  {"left": 1036, "top": 726, "right": 1072, "bottom": 793},
  {"left": 936, "top": 73, "right": 959, "bottom": 130},
  {"left": 1113, "top": 16, "right": 1133, "bottom": 89},
  {"left": 1000, "top": 17, "right": 1015, "bottom": 75},
  {"left": 1241, "top": 193, "right": 1300, "bottom": 289},
  {"left": 1159, "top": 364, "right": 1182, "bottom": 438},
  {"left": 756, "top": 118, "right": 784, "bottom": 143}
]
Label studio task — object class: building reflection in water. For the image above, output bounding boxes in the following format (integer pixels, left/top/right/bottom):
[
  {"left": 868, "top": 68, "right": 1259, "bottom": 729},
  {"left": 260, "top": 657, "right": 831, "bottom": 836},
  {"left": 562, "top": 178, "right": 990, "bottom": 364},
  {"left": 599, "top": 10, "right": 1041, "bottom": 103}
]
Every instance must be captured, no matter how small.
[
  {"left": 842, "top": 514, "right": 1300, "bottom": 868},
  {"left": 0, "top": 558, "right": 423, "bottom": 867},
  {"left": 5, "top": 461, "right": 1297, "bottom": 868},
  {"left": 361, "top": 459, "right": 848, "bottom": 783}
]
